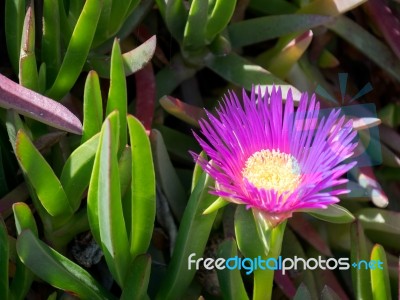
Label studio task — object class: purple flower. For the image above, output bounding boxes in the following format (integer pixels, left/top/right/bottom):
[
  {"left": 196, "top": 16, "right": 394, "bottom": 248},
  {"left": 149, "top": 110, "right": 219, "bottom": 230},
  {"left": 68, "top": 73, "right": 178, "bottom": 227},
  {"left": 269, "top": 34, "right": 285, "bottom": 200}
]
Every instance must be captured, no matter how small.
[{"left": 192, "top": 86, "right": 358, "bottom": 226}]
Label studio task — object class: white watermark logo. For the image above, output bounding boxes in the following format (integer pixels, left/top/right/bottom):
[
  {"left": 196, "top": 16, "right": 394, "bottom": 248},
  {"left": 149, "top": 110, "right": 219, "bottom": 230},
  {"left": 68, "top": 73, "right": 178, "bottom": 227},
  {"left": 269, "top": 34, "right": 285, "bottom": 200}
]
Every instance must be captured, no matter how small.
[{"left": 188, "top": 254, "right": 383, "bottom": 275}]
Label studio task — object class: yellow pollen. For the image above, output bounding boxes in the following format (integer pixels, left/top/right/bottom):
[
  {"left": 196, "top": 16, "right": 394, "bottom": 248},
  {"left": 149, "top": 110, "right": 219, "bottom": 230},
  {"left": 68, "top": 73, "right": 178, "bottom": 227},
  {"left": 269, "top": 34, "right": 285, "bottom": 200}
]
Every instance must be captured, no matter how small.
[{"left": 242, "top": 149, "right": 301, "bottom": 195}]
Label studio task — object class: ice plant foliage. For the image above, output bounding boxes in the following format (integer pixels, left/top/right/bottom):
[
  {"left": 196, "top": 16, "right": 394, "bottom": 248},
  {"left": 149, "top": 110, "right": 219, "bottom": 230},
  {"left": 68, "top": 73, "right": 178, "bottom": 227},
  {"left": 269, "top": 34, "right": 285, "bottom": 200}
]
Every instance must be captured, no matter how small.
[{"left": 193, "top": 86, "right": 358, "bottom": 226}]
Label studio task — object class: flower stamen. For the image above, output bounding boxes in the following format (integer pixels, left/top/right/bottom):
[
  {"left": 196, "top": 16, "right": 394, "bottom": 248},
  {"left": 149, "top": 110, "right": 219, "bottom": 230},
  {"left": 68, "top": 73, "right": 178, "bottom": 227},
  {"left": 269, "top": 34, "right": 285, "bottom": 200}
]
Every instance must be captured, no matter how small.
[{"left": 242, "top": 149, "right": 301, "bottom": 195}]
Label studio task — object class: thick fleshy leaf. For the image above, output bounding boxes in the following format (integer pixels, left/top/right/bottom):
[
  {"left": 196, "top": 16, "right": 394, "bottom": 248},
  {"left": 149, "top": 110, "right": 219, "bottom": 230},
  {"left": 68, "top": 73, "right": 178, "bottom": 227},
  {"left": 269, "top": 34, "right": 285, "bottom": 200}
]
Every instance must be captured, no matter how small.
[
  {"left": 205, "top": 52, "right": 302, "bottom": 102},
  {"left": 183, "top": 0, "right": 208, "bottom": 50},
  {"left": 327, "top": 16, "right": 400, "bottom": 82},
  {"left": 60, "top": 133, "right": 100, "bottom": 210},
  {"left": 108, "top": 2, "right": 130, "bottom": 37},
  {"left": 106, "top": 39, "right": 127, "bottom": 152},
  {"left": 82, "top": 71, "right": 103, "bottom": 143},
  {"left": 305, "top": 204, "right": 355, "bottom": 224},
  {"left": 228, "top": 14, "right": 332, "bottom": 48},
  {"left": 259, "top": 30, "right": 313, "bottom": 78},
  {"left": 165, "top": 0, "right": 188, "bottom": 42},
  {"left": 357, "top": 208, "right": 400, "bottom": 251},
  {"left": 17, "top": 230, "right": 114, "bottom": 300},
  {"left": 350, "top": 221, "right": 372, "bottom": 300},
  {"left": 127, "top": 115, "right": 156, "bottom": 258},
  {"left": 10, "top": 203, "right": 36, "bottom": 300},
  {"left": 156, "top": 173, "right": 218, "bottom": 299},
  {"left": 159, "top": 96, "right": 206, "bottom": 127},
  {"left": 203, "top": 197, "right": 228, "bottom": 215},
  {"left": 19, "top": 2, "right": 39, "bottom": 91},
  {"left": 150, "top": 130, "right": 186, "bottom": 220},
  {"left": 370, "top": 244, "right": 391, "bottom": 300},
  {"left": 120, "top": 254, "right": 151, "bottom": 300},
  {"left": 235, "top": 207, "right": 278, "bottom": 300},
  {"left": 13, "top": 202, "right": 38, "bottom": 236},
  {"left": 42, "top": 0, "right": 61, "bottom": 86},
  {"left": 15, "top": 130, "right": 73, "bottom": 218},
  {"left": 46, "top": 0, "right": 103, "bottom": 99},
  {"left": 0, "top": 218, "right": 9, "bottom": 300},
  {"left": 216, "top": 239, "right": 248, "bottom": 300},
  {"left": 235, "top": 206, "right": 265, "bottom": 258},
  {"left": 5, "top": 0, "right": 25, "bottom": 73},
  {"left": 87, "top": 112, "right": 129, "bottom": 287},
  {"left": 88, "top": 36, "right": 156, "bottom": 78},
  {"left": 205, "top": 0, "right": 236, "bottom": 43},
  {"left": 191, "top": 151, "right": 205, "bottom": 191},
  {"left": 0, "top": 73, "right": 82, "bottom": 135}
]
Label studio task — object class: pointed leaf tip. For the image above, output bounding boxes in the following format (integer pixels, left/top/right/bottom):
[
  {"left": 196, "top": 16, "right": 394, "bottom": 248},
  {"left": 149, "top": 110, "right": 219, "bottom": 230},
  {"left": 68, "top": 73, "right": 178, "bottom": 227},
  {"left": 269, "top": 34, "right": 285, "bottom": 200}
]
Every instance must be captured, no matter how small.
[{"left": 0, "top": 74, "right": 82, "bottom": 134}]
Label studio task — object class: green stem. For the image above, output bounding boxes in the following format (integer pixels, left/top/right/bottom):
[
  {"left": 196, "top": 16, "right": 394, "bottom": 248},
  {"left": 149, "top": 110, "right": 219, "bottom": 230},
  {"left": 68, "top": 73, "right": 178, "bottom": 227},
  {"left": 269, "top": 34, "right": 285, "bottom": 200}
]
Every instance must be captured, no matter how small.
[{"left": 253, "top": 221, "right": 287, "bottom": 300}]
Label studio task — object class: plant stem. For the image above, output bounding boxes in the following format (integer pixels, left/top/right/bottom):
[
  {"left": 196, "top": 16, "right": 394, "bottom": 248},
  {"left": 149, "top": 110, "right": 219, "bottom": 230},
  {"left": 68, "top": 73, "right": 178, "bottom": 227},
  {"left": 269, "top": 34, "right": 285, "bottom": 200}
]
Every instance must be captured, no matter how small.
[{"left": 253, "top": 221, "right": 287, "bottom": 300}]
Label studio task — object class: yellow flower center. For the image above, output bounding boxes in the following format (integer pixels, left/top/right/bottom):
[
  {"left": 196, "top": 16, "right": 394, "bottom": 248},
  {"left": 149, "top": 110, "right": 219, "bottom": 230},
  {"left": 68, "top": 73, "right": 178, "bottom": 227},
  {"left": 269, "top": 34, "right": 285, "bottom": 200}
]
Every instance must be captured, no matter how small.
[{"left": 242, "top": 149, "right": 301, "bottom": 195}]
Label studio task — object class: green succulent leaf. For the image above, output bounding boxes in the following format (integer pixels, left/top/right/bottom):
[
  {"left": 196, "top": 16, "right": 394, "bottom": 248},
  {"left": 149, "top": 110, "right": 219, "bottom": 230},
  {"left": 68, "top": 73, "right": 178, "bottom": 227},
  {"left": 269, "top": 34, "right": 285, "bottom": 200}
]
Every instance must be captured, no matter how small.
[
  {"left": 17, "top": 230, "right": 114, "bottom": 300},
  {"left": 370, "top": 244, "right": 391, "bottom": 300},
  {"left": 203, "top": 197, "right": 228, "bottom": 215},
  {"left": 15, "top": 130, "right": 73, "bottom": 218},
  {"left": 121, "top": 254, "right": 151, "bottom": 300},
  {"left": 205, "top": 52, "right": 302, "bottom": 101},
  {"left": 356, "top": 208, "right": 400, "bottom": 251},
  {"left": 88, "top": 36, "right": 156, "bottom": 78},
  {"left": 165, "top": 0, "right": 188, "bottom": 42},
  {"left": 42, "top": 0, "right": 61, "bottom": 86},
  {"left": 183, "top": 0, "right": 208, "bottom": 50},
  {"left": 108, "top": 1, "right": 130, "bottom": 37},
  {"left": 127, "top": 115, "right": 156, "bottom": 258},
  {"left": 87, "top": 111, "right": 129, "bottom": 287},
  {"left": 60, "top": 133, "right": 100, "bottom": 211},
  {"left": 159, "top": 96, "right": 206, "bottom": 127},
  {"left": 156, "top": 172, "right": 218, "bottom": 299},
  {"left": 150, "top": 130, "right": 187, "bottom": 220},
  {"left": 205, "top": 0, "right": 236, "bottom": 43},
  {"left": 10, "top": 203, "right": 36, "bottom": 300},
  {"left": 46, "top": 0, "right": 103, "bottom": 99},
  {"left": 305, "top": 204, "right": 355, "bottom": 223},
  {"left": 350, "top": 221, "right": 372, "bottom": 300},
  {"left": 259, "top": 30, "right": 313, "bottom": 78},
  {"left": 216, "top": 239, "right": 249, "bottom": 300},
  {"left": 228, "top": 14, "right": 332, "bottom": 48},
  {"left": 13, "top": 202, "right": 38, "bottom": 236},
  {"left": 19, "top": 2, "right": 38, "bottom": 91},
  {"left": 82, "top": 71, "right": 103, "bottom": 143},
  {"left": 106, "top": 39, "right": 127, "bottom": 152},
  {"left": 5, "top": 0, "right": 26, "bottom": 73}
]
